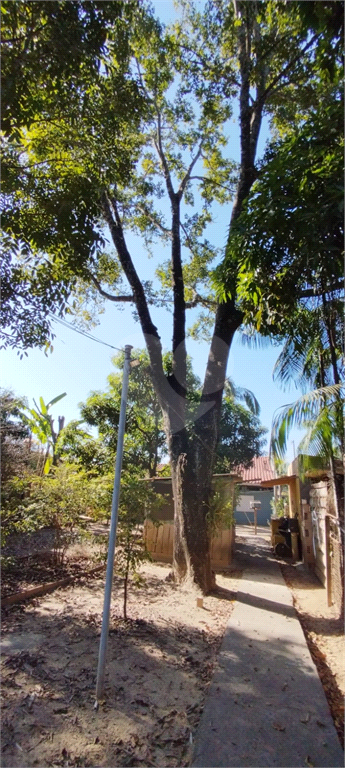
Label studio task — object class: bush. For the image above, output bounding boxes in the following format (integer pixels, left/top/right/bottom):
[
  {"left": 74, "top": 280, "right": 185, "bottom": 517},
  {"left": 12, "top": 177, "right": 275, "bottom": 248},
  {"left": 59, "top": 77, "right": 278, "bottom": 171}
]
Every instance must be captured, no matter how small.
[
  {"left": 1, "top": 475, "right": 43, "bottom": 547},
  {"left": 114, "top": 475, "right": 163, "bottom": 619},
  {"left": 206, "top": 480, "right": 238, "bottom": 535},
  {"left": 1, "top": 464, "right": 162, "bottom": 577},
  {"left": 1, "top": 463, "right": 111, "bottom": 563}
]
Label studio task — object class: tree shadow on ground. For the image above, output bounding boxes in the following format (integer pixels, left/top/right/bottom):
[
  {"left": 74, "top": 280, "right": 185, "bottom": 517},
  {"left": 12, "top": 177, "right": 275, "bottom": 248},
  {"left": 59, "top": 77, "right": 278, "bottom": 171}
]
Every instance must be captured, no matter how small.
[
  {"left": 212, "top": 586, "right": 297, "bottom": 619},
  {"left": 1, "top": 575, "right": 224, "bottom": 768},
  {"left": 192, "top": 618, "right": 344, "bottom": 767}
]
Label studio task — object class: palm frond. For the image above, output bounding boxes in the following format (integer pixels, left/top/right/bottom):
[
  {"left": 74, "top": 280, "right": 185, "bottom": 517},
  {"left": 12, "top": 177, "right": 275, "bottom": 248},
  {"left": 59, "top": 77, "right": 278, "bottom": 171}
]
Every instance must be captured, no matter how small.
[
  {"left": 224, "top": 378, "right": 236, "bottom": 399},
  {"left": 298, "top": 411, "right": 334, "bottom": 459},
  {"left": 273, "top": 330, "right": 330, "bottom": 393},
  {"left": 239, "top": 328, "right": 272, "bottom": 349},
  {"left": 224, "top": 378, "right": 260, "bottom": 415},
  {"left": 270, "top": 384, "right": 344, "bottom": 460},
  {"left": 239, "top": 388, "right": 260, "bottom": 416},
  {"left": 273, "top": 339, "right": 306, "bottom": 390}
]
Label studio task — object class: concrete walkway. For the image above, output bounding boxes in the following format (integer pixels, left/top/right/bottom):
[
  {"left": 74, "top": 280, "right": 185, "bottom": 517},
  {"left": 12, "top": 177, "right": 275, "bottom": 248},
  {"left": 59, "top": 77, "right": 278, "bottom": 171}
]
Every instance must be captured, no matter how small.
[{"left": 192, "top": 527, "right": 343, "bottom": 768}]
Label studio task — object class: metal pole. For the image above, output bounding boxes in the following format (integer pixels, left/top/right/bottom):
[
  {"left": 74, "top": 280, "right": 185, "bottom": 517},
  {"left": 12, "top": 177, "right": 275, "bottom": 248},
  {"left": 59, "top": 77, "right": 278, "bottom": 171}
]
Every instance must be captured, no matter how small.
[{"left": 95, "top": 345, "right": 132, "bottom": 703}]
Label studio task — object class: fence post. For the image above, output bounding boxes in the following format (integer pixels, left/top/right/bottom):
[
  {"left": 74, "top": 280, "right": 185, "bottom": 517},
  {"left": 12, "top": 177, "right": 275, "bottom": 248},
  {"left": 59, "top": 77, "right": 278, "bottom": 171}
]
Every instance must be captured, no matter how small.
[{"left": 324, "top": 515, "right": 332, "bottom": 607}]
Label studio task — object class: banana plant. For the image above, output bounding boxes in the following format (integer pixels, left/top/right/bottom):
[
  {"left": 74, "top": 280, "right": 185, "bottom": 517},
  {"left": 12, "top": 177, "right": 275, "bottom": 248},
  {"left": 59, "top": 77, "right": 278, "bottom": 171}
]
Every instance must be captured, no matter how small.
[{"left": 21, "top": 393, "right": 66, "bottom": 474}]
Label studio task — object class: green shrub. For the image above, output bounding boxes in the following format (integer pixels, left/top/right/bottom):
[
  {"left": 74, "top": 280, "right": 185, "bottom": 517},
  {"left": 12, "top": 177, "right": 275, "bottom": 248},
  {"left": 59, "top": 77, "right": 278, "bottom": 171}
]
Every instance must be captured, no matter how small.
[
  {"left": 1, "top": 475, "right": 43, "bottom": 547},
  {"left": 115, "top": 475, "right": 163, "bottom": 619},
  {"left": 206, "top": 481, "right": 239, "bottom": 535},
  {"left": 1, "top": 463, "right": 108, "bottom": 563}
]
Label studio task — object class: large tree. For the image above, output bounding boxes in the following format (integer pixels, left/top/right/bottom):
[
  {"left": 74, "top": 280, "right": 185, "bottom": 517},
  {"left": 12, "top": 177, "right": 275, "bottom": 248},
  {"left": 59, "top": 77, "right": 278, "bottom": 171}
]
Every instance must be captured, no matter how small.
[
  {"left": 61, "top": 353, "right": 267, "bottom": 477},
  {"left": 79, "top": 350, "right": 170, "bottom": 478},
  {"left": 1, "top": 1, "right": 342, "bottom": 591},
  {"left": 216, "top": 98, "right": 343, "bottom": 338}
]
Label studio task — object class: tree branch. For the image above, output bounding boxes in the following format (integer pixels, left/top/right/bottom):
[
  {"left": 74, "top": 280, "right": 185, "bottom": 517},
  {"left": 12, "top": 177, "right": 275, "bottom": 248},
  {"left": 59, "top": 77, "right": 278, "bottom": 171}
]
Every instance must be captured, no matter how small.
[
  {"left": 300, "top": 281, "right": 344, "bottom": 299},
  {"left": 101, "top": 192, "right": 157, "bottom": 335},
  {"left": 185, "top": 292, "right": 217, "bottom": 309},
  {"left": 259, "top": 32, "right": 319, "bottom": 105},
  {"left": 137, "top": 204, "right": 172, "bottom": 237},
  {"left": 101, "top": 189, "right": 189, "bottom": 426},
  {"left": 179, "top": 219, "right": 199, "bottom": 260},
  {"left": 86, "top": 271, "right": 134, "bottom": 303},
  {"left": 189, "top": 176, "right": 234, "bottom": 193},
  {"left": 178, "top": 142, "right": 203, "bottom": 201},
  {"left": 153, "top": 112, "right": 176, "bottom": 202}
]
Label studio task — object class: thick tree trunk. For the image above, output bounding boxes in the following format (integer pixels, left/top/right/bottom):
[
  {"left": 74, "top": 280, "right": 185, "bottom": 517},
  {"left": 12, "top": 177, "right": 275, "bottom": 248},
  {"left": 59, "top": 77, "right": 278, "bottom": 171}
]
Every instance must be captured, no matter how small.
[
  {"left": 169, "top": 433, "right": 215, "bottom": 593},
  {"left": 166, "top": 302, "right": 243, "bottom": 593}
]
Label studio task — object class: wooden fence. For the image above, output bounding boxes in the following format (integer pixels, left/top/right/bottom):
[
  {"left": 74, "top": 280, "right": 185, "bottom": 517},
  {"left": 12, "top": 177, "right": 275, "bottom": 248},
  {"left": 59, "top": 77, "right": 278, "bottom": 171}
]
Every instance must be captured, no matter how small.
[{"left": 144, "top": 520, "right": 235, "bottom": 571}]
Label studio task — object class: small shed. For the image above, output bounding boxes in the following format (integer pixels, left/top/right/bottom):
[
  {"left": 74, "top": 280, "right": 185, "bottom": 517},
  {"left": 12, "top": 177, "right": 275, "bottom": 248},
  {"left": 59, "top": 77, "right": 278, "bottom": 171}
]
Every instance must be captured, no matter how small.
[{"left": 144, "top": 473, "right": 241, "bottom": 571}]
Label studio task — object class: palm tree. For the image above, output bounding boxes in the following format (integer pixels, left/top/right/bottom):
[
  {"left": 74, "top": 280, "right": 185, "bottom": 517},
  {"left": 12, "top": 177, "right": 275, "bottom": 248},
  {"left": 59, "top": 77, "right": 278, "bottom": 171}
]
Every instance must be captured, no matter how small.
[
  {"left": 223, "top": 377, "right": 260, "bottom": 416},
  {"left": 214, "top": 377, "right": 268, "bottom": 473},
  {"left": 270, "top": 303, "right": 344, "bottom": 520},
  {"left": 271, "top": 383, "right": 344, "bottom": 467}
]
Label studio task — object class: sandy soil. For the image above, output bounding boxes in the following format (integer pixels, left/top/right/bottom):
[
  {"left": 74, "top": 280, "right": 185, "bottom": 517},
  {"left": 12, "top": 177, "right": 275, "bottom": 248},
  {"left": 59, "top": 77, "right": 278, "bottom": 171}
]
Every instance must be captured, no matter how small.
[
  {"left": 2, "top": 529, "right": 343, "bottom": 766},
  {"left": 281, "top": 562, "right": 344, "bottom": 748},
  {"left": 1, "top": 561, "right": 240, "bottom": 768}
]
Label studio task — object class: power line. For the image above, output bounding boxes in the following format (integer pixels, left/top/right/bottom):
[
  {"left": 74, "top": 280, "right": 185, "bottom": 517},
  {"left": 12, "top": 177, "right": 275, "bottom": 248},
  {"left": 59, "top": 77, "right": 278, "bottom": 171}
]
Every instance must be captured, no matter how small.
[
  {"left": 49, "top": 313, "right": 123, "bottom": 352},
  {"left": 49, "top": 315, "right": 225, "bottom": 465}
]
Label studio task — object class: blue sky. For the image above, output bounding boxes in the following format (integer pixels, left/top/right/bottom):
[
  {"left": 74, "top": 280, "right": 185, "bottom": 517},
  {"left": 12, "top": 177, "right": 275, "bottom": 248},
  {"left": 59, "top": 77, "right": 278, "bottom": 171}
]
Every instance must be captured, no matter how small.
[{"left": 1, "top": 0, "right": 305, "bottom": 464}]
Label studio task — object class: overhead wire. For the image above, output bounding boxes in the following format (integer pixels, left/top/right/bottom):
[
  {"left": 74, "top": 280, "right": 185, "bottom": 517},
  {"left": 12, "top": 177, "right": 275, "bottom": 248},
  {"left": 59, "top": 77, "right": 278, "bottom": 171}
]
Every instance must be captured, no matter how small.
[
  {"left": 49, "top": 313, "right": 123, "bottom": 352},
  {"left": 49, "top": 316, "right": 226, "bottom": 465}
]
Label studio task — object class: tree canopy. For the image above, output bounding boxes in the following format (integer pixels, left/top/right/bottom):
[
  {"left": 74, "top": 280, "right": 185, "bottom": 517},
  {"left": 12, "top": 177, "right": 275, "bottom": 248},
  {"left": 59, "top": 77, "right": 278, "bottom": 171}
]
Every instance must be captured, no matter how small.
[
  {"left": 79, "top": 350, "right": 168, "bottom": 478},
  {"left": 1, "top": 0, "right": 146, "bottom": 350},
  {"left": 1, "top": 0, "right": 343, "bottom": 590},
  {"left": 215, "top": 96, "right": 343, "bottom": 336},
  {"left": 60, "top": 351, "right": 267, "bottom": 477}
]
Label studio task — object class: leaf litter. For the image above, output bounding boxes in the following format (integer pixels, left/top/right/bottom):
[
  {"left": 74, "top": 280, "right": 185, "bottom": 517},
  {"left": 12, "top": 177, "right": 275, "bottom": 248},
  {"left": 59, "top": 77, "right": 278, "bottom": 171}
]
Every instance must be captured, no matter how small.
[{"left": 1, "top": 560, "right": 240, "bottom": 767}]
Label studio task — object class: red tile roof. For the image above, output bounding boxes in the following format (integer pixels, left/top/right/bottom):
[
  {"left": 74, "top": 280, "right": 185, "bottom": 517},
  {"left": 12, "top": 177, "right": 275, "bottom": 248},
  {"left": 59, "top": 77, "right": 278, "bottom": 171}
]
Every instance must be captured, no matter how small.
[{"left": 235, "top": 456, "right": 276, "bottom": 485}]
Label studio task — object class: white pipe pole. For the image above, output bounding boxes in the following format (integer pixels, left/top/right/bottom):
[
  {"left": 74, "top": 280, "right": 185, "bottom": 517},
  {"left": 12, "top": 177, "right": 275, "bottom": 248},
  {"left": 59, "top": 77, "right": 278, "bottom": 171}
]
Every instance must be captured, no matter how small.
[{"left": 95, "top": 344, "right": 132, "bottom": 702}]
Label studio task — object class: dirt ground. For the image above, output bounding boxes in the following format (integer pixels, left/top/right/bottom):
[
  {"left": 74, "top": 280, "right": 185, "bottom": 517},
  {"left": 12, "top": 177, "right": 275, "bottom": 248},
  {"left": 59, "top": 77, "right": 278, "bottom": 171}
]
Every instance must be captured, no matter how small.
[
  {"left": 1, "top": 529, "right": 344, "bottom": 766},
  {"left": 1, "top": 551, "right": 240, "bottom": 768}
]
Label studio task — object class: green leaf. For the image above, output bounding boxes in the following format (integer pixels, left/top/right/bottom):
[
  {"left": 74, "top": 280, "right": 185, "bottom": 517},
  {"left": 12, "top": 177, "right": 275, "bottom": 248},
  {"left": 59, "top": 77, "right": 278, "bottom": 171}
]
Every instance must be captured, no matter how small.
[
  {"left": 39, "top": 397, "right": 47, "bottom": 415},
  {"left": 47, "top": 393, "right": 67, "bottom": 408},
  {"left": 43, "top": 456, "right": 53, "bottom": 475}
]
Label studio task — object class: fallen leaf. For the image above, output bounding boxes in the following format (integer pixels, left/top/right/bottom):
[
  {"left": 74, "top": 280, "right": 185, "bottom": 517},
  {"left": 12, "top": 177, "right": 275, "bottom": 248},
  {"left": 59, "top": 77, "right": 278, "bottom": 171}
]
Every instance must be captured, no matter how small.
[
  {"left": 304, "top": 757, "right": 314, "bottom": 767},
  {"left": 272, "top": 723, "right": 285, "bottom": 732},
  {"left": 300, "top": 713, "right": 310, "bottom": 724},
  {"left": 132, "top": 697, "right": 149, "bottom": 707}
]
